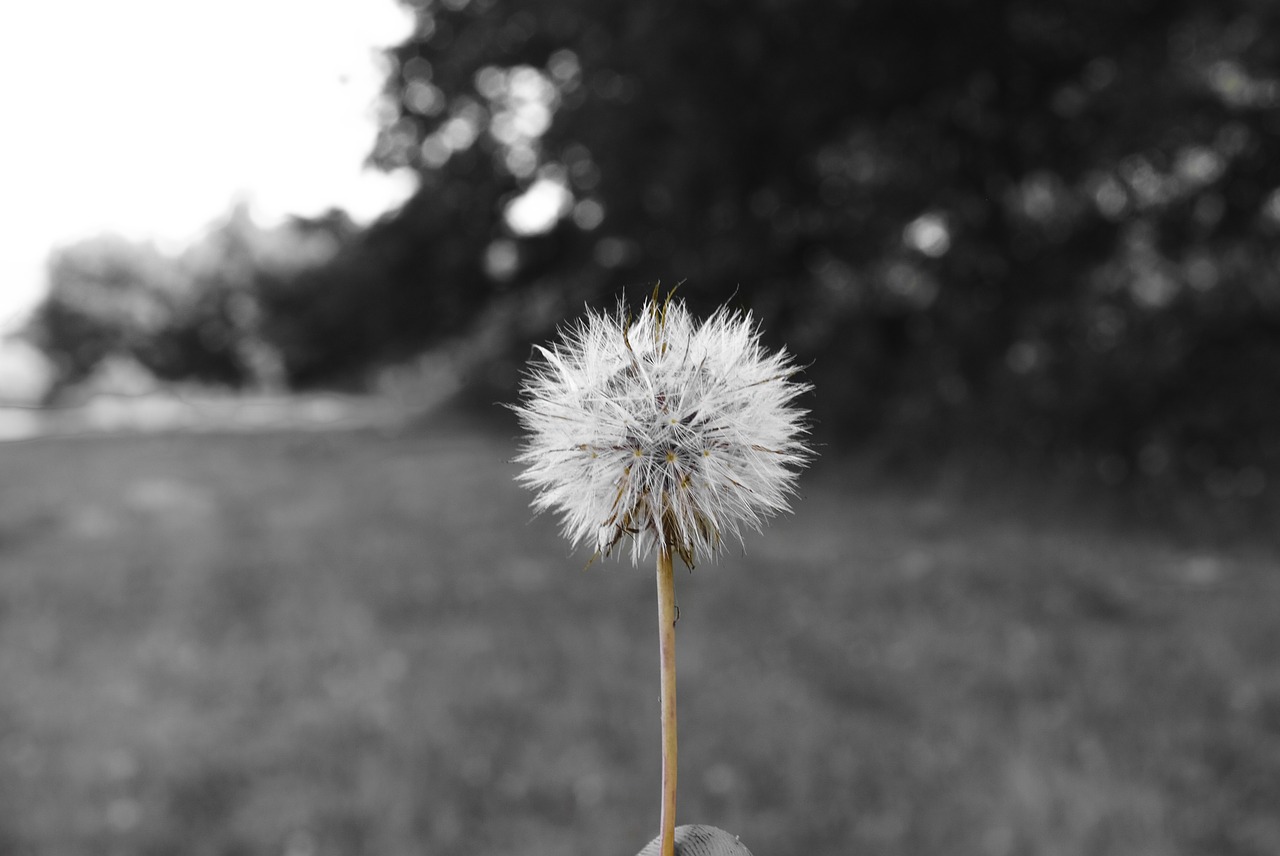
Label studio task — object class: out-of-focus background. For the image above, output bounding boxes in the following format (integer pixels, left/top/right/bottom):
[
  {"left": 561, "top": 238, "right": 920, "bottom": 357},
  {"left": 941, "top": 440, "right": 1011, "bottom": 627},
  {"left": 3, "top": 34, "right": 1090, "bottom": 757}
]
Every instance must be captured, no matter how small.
[{"left": 1, "top": 1, "right": 1278, "bottom": 854}]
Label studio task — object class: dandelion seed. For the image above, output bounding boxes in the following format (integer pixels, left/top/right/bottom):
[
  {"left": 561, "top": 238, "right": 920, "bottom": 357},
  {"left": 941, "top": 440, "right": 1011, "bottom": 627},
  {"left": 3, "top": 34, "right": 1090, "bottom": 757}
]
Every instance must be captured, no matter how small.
[{"left": 512, "top": 293, "right": 812, "bottom": 567}]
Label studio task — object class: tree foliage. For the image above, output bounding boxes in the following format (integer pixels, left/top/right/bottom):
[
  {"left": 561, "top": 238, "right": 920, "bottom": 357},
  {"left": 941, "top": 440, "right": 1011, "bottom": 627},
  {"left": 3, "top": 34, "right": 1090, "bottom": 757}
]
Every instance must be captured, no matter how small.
[
  {"left": 29, "top": 1, "right": 1280, "bottom": 488},
  {"left": 28, "top": 206, "right": 336, "bottom": 399},
  {"left": 360, "top": 0, "right": 1280, "bottom": 484}
]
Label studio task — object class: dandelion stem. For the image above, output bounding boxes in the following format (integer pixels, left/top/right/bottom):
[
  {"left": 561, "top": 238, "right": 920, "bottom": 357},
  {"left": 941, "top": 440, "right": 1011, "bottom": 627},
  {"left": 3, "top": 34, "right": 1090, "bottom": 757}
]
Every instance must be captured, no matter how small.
[{"left": 656, "top": 548, "right": 678, "bottom": 856}]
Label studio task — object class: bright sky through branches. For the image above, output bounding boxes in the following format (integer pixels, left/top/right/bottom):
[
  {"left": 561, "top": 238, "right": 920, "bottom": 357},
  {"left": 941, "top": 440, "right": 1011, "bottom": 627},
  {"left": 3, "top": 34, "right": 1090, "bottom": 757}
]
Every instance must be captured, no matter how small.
[{"left": 0, "top": 1, "right": 417, "bottom": 333}]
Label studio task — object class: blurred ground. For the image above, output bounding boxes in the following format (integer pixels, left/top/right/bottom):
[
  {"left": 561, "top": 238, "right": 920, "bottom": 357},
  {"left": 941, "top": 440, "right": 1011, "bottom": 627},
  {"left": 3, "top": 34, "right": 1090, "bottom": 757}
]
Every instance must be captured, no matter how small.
[
  {"left": 0, "top": 393, "right": 408, "bottom": 442},
  {"left": 0, "top": 410, "right": 1277, "bottom": 856}
]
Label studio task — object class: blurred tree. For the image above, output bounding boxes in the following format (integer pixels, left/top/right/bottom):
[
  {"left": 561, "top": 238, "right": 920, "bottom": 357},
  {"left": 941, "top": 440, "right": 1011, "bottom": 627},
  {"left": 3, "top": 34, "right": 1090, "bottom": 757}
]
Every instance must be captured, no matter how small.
[
  {"left": 30, "top": 0, "right": 1280, "bottom": 488},
  {"left": 254, "top": 187, "right": 509, "bottom": 386},
  {"left": 29, "top": 235, "right": 191, "bottom": 400},
  {"left": 354, "top": 0, "right": 1280, "bottom": 483},
  {"left": 29, "top": 205, "right": 340, "bottom": 399}
]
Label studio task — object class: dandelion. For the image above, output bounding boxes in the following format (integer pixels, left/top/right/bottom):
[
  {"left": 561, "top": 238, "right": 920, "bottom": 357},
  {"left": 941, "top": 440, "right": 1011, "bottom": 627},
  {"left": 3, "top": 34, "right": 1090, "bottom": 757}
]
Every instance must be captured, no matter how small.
[
  {"left": 512, "top": 291, "right": 811, "bottom": 856},
  {"left": 513, "top": 293, "right": 811, "bottom": 566}
]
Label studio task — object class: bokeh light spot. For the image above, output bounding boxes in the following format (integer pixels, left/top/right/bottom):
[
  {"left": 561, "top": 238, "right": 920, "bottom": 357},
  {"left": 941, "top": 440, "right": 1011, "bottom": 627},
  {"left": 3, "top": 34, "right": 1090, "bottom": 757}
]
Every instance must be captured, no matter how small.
[
  {"left": 503, "top": 178, "right": 573, "bottom": 235},
  {"left": 903, "top": 213, "right": 951, "bottom": 257},
  {"left": 484, "top": 239, "right": 519, "bottom": 280},
  {"left": 572, "top": 199, "right": 605, "bottom": 230},
  {"left": 403, "top": 79, "right": 443, "bottom": 115}
]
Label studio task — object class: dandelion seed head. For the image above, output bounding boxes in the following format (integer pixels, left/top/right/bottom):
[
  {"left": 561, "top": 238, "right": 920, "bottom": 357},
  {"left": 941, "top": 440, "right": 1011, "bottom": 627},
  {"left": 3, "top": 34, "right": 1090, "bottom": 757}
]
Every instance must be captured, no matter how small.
[{"left": 512, "top": 294, "right": 812, "bottom": 566}]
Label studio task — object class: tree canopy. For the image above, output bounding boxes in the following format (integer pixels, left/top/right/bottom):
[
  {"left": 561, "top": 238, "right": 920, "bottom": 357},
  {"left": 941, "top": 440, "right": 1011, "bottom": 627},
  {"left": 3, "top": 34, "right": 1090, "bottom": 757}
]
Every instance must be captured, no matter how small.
[
  {"left": 30, "top": 0, "right": 1280, "bottom": 490},
  {"left": 356, "top": 0, "right": 1280, "bottom": 483}
]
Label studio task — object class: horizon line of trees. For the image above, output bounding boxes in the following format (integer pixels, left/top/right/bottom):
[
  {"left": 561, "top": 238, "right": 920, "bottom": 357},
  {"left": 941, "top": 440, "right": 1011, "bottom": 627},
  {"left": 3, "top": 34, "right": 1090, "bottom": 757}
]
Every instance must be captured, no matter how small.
[{"left": 25, "top": 0, "right": 1280, "bottom": 496}]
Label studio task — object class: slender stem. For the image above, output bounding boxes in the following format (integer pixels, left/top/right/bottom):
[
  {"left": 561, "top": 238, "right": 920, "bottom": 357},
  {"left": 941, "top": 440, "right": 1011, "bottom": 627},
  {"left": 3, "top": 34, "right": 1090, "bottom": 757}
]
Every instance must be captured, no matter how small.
[{"left": 655, "top": 548, "right": 678, "bottom": 856}]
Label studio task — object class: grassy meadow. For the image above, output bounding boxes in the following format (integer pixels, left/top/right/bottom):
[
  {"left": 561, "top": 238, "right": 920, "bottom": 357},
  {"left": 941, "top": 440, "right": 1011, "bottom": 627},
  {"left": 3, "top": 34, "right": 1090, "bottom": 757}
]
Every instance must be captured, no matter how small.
[{"left": 0, "top": 412, "right": 1277, "bottom": 855}]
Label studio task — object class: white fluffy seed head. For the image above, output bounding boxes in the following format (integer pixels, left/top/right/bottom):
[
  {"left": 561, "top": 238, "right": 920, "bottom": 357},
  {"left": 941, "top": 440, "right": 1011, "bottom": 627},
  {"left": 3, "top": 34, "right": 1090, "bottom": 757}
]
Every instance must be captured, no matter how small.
[{"left": 512, "top": 294, "right": 812, "bottom": 566}]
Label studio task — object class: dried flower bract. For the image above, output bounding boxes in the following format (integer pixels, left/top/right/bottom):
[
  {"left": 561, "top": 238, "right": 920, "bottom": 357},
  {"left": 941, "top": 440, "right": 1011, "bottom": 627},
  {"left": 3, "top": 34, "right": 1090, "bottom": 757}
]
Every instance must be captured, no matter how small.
[{"left": 513, "top": 294, "right": 812, "bottom": 566}]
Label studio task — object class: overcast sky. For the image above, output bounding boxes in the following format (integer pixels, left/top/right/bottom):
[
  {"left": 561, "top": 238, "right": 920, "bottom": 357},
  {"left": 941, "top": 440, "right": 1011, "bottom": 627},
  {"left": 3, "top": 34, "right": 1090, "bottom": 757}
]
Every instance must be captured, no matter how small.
[{"left": 0, "top": 1, "right": 417, "bottom": 333}]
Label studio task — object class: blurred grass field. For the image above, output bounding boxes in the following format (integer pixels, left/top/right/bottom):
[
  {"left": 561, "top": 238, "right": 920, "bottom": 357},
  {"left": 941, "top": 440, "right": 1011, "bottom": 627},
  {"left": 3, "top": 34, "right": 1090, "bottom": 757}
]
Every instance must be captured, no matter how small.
[{"left": 0, "top": 413, "right": 1277, "bottom": 856}]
